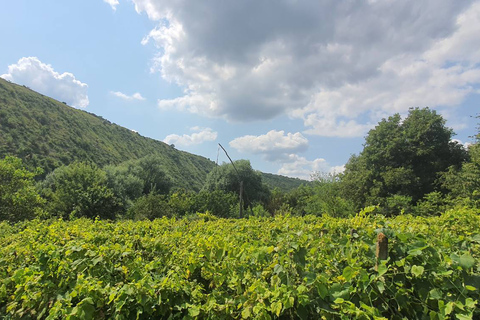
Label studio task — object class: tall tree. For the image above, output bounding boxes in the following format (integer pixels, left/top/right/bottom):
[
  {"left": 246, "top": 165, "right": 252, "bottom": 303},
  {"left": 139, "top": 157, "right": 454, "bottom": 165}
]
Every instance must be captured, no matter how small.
[
  {"left": 342, "top": 108, "right": 467, "bottom": 213},
  {"left": 203, "top": 160, "right": 270, "bottom": 209}
]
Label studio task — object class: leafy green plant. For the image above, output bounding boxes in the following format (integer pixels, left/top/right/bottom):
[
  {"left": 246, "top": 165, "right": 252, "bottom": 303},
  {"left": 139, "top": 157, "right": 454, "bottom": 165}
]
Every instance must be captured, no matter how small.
[
  {"left": 0, "top": 209, "right": 478, "bottom": 319},
  {"left": 0, "top": 156, "right": 45, "bottom": 222}
]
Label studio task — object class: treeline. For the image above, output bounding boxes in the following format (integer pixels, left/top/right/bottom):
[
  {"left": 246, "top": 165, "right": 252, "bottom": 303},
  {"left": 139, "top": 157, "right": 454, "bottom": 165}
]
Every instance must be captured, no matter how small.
[{"left": 0, "top": 108, "right": 478, "bottom": 222}]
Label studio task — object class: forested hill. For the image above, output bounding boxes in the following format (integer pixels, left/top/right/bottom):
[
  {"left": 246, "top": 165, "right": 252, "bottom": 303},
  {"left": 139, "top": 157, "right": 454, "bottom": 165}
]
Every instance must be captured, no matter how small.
[
  {"left": 261, "top": 172, "right": 308, "bottom": 192},
  {"left": 0, "top": 78, "right": 307, "bottom": 191},
  {"left": 0, "top": 78, "right": 215, "bottom": 190}
]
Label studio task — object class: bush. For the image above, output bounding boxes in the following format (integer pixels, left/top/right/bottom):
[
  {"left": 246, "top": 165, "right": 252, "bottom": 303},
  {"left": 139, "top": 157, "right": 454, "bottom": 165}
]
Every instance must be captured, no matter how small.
[
  {"left": 0, "top": 156, "right": 45, "bottom": 222},
  {"left": 127, "top": 192, "right": 173, "bottom": 220},
  {"left": 38, "top": 162, "right": 120, "bottom": 219}
]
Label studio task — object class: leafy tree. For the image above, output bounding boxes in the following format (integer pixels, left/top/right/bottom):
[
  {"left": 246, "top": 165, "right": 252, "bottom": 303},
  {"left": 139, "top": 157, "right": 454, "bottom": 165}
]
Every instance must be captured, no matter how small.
[
  {"left": 192, "top": 190, "right": 238, "bottom": 218},
  {"left": 442, "top": 115, "right": 480, "bottom": 207},
  {"left": 342, "top": 108, "right": 467, "bottom": 214},
  {"left": 38, "top": 162, "right": 120, "bottom": 219},
  {"left": 127, "top": 193, "right": 173, "bottom": 220},
  {"left": 264, "top": 188, "right": 286, "bottom": 216},
  {"left": 104, "top": 165, "right": 144, "bottom": 211},
  {"left": 0, "top": 156, "right": 45, "bottom": 222},
  {"left": 203, "top": 160, "right": 270, "bottom": 210},
  {"left": 168, "top": 190, "right": 195, "bottom": 217},
  {"left": 135, "top": 155, "right": 173, "bottom": 195},
  {"left": 305, "top": 172, "right": 355, "bottom": 217},
  {"left": 107, "top": 156, "right": 172, "bottom": 197}
]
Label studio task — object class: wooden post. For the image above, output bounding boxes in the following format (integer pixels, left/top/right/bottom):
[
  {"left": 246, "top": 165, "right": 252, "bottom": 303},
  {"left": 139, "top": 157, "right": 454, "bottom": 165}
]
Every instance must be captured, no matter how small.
[
  {"left": 350, "top": 228, "right": 357, "bottom": 239},
  {"left": 239, "top": 180, "right": 244, "bottom": 218},
  {"left": 375, "top": 232, "right": 388, "bottom": 271}
]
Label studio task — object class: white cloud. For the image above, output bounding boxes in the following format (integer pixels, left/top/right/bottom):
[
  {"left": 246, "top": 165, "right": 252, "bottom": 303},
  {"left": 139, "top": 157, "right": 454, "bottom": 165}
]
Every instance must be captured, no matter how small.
[
  {"left": 111, "top": 91, "right": 146, "bottom": 101},
  {"left": 277, "top": 154, "right": 343, "bottom": 180},
  {"left": 163, "top": 127, "right": 217, "bottom": 146},
  {"left": 104, "top": 0, "right": 119, "bottom": 11},
  {"left": 1, "top": 57, "right": 89, "bottom": 108},
  {"left": 134, "top": 0, "right": 480, "bottom": 136},
  {"left": 229, "top": 130, "right": 308, "bottom": 161}
]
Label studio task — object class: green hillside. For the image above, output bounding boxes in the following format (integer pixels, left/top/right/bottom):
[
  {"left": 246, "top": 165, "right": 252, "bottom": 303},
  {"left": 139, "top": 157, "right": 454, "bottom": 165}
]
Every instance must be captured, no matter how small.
[
  {"left": 261, "top": 172, "right": 308, "bottom": 192},
  {"left": 0, "top": 78, "right": 215, "bottom": 190},
  {"left": 0, "top": 78, "right": 306, "bottom": 191}
]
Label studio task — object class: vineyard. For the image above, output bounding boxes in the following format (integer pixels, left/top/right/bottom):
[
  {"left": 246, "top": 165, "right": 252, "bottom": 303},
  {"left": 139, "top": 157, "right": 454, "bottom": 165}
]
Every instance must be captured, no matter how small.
[{"left": 0, "top": 209, "right": 479, "bottom": 319}]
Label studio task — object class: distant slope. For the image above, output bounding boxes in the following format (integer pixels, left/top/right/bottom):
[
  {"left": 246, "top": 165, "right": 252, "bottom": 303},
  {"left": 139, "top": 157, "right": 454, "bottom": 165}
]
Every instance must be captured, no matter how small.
[
  {"left": 0, "top": 78, "right": 307, "bottom": 192},
  {"left": 0, "top": 78, "right": 215, "bottom": 191},
  {"left": 261, "top": 172, "right": 308, "bottom": 192}
]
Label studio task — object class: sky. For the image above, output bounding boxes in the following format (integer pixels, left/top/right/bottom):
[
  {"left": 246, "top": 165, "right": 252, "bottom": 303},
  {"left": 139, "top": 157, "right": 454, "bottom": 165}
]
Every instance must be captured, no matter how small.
[{"left": 1, "top": 1, "right": 479, "bottom": 180}]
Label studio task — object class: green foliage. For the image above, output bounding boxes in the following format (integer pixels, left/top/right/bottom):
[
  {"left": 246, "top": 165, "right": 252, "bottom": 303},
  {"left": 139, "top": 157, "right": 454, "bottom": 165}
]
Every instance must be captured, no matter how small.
[
  {"left": 203, "top": 160, "right": 270, "bottom": 208},
  {"left": 305, "top": 172, "right": 355, "bottom": 217},
  {"left": 342, "top": 107, "right": 468, "bottom": 213},
  {"left": 127, "top": 192, "right": 173, "bottom": 220},
  {"left": 260, "top": 172, "right": 308, "bottom": 192},
  {"left": 167, "top": 190, "right": 195, "bottom": 217},
  {"left": 126, "top": 189, "right": 239, "bottom": 219},
  {"left": 0, "top": 156, "right": 44, "bottom": 222},
  {"left": 0, "top": 78, "right": 312, "bottom": 194},
  {"left": 105, "top": 155, "right": 172, "bottom": 203},
  {"left": 250, "top": 203, "right": 271, "bottom": 217},
  {"left": 0, "top": 209, "right": 479, "bottom": 318},
  {"left": 192, "top": 190, "right": 238, "bottom": 218},
  {"left": 0, "top": 78, "right": 214, "bottom": 190},
  {"left": 38, "top": 162, "right": 120, "bottom": 219},
  {"left": 442, "top": 115, "right": 480, "bottom": 208},
  {"left": 414, "top": 191, "right": 448, "bottom": 216}
]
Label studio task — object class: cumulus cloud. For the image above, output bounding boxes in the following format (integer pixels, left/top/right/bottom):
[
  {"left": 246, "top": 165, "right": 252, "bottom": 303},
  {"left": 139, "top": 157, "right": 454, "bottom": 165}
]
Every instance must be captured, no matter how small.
[
  {"left": 111, "top": 91, "right": 146, "bottom": 101},
  {"left": 104, "top": 0, "right": 119, "bottom": 11},
  {"left": 1, "top": 57, "right": 89, "bottom": 108},
  {"left": 229, "top": 130, "right": 308, "bottom": 161},
  {"left": 134, "top": 0, "right": 479, "bottom": 136},
  {"left": 163, "top": 127, "right": 217, "bottom": 146},
  {"left": 277, "top": 154, "right": 344, "bottom": 180},
  {"left": 229, "top": 130, "right": 343, "bottom": 179}
]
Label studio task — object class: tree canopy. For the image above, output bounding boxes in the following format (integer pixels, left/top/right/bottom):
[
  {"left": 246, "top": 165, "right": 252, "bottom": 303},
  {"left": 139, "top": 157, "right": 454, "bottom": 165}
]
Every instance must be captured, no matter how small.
[
  {"left": 342, "top": 107, "right": 467, "bottom": 213},
  {"left": 38, "top": 162, "right": 120, "bottom": 219},
  {"left": 203, "top": 160, "right": 270, "bottom": 209},
  {"left": 0, "top": 156, "right": 44, "bottom": 222}
]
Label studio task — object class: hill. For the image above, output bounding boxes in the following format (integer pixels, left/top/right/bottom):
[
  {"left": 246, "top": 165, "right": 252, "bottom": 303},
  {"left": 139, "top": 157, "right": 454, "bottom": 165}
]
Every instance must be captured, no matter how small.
[
  {"left": 0, "top": 78, "right": 215, "bottom": 190},
  {"left": 261, "top": 172, "right": 308, "bottom": 192},
  {"left": 0, "top": 78, "right": 307, "bottom": 191}
]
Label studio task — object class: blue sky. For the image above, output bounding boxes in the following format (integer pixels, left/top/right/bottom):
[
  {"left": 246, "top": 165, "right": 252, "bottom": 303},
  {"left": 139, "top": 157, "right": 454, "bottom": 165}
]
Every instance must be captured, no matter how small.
[{"left": 1, "top": 1, "right": 479, "bottom": 179}]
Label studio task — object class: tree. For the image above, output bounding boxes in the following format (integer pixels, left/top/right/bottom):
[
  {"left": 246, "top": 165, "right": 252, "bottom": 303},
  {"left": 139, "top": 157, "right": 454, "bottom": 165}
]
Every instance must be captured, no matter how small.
[
  {"left": 135, "top": 155, "right": 172, "bottom": 195},
  {"left": 38, "top": 162, "right": 120, "bottom": 219},
  {"left": 442, "top": 114, "right": 480, "bottom": 206},
  {"left": 0, "top": 156, "right": 45, "bottom": 222},
  {"left": 127, "top": 193, "right": 173, "bottom": 220},
  {"left": 342, "top": 107, "right": 467, "bottom": 214},
  {"left": 107, "top": 155, "right": 172, "bottom": 197},
  {"left": 192, "top": 190, "right": 238, "bottom": 218},
  {"left": 305, "top": 172, "right": 355, "bottom": 217},
  {"left": 203, "top": 160, "right": 270, "bottom": 210}
]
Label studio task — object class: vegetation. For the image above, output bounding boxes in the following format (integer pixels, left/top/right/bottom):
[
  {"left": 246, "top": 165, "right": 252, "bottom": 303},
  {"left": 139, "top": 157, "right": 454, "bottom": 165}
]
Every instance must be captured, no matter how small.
[
  {"left": 38, "top": 162, "right": 120, "bottom": 220},
  {"left": 203, "top": 160, "right": 270, "bottom": 211},
  {"left": 1, "top": 79, "right": 480, "bottom": 318},
  {"left": 0, "top": 78, "right": 213, "bottom": 191},
  {"left": 0, "top": 156, "right": 44, "bottom": 222},
  {"left": 260, "top": 172, "right": 307, "bottom": 193},
  {"left": 0, "top": 210, "right": 479, "bottom": 319},
  {"left": 342, "top": 108, "right": 468, "bottom": 214},
  {"left": 0, "top": 78, "right": 304, "bottom": 192}
]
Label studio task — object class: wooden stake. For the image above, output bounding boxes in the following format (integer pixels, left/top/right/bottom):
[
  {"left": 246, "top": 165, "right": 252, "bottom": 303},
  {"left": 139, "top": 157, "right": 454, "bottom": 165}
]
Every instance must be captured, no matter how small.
[{"left": 375, "top": 232, "right": 388, "bottom": 271}]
